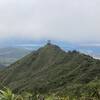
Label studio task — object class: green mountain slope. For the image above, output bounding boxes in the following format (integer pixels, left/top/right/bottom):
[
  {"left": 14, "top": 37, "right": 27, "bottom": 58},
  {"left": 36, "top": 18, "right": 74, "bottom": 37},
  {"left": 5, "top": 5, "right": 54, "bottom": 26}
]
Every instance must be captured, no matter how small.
[{"left": 0, "top": 44, "right": 100, "bottom": 93}]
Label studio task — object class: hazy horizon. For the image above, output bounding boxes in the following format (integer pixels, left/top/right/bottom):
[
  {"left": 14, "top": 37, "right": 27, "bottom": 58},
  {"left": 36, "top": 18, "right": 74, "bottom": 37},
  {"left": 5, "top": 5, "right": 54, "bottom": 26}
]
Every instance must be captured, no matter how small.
[{"left": 0, "top": 0, "right": 100, "bottom": 46}]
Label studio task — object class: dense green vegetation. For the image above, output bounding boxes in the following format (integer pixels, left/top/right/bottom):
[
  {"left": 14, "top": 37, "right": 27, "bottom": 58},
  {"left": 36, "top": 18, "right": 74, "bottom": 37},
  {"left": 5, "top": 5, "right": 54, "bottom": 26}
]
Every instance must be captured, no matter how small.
[
  {"left": 0, "top": 81, "right": 100, "bottom": 100},
  {"left": 0, "top": 87, "right": 33, "bottom": 100},
  {"left": 0, "top": 44, "right": 100, "bottom": 99}
]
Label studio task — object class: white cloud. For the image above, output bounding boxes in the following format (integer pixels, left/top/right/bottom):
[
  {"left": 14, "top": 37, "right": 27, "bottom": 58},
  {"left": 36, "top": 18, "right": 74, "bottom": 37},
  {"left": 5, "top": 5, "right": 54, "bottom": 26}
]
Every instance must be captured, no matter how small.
[{"left": 0, "top": 0, "right": 100, "bottom": 43}]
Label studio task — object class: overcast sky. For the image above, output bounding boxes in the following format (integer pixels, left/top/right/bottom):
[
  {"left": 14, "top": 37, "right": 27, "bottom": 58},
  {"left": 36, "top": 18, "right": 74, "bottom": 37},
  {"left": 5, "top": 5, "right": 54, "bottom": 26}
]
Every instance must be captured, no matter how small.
[{"left": 0, "top": 0, "right": 100, "bottom": 44}]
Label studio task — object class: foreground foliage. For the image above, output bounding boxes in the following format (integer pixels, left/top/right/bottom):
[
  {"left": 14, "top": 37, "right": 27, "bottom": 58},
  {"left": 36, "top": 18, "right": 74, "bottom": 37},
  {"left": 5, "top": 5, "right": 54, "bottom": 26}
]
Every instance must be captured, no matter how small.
[{"left": 0, "top": 80, "right": 100, "bottom": 100}]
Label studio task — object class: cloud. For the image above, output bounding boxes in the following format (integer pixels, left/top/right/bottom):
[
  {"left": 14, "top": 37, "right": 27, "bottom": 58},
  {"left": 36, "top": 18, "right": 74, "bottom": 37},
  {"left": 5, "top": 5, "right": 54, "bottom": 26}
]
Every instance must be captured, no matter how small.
[
  {"left": 0, "top": 0, "right": 100, "bottom": 43},
  {"left": 80, "top": 43, "right": 100, "bottom": 47}
]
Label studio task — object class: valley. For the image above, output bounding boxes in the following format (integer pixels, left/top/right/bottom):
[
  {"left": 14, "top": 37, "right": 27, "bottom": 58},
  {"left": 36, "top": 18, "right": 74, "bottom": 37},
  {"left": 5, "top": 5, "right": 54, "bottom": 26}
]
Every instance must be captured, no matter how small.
[{"left": 0, "top": 47, "right": 31, "bottom": 67}]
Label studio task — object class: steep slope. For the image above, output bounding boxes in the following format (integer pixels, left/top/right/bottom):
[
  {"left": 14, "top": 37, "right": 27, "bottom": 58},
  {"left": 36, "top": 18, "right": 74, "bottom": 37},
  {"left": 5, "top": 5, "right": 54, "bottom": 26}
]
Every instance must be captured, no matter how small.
[{"left": 0, "top": 44, "right": 100, "bottom": 93}]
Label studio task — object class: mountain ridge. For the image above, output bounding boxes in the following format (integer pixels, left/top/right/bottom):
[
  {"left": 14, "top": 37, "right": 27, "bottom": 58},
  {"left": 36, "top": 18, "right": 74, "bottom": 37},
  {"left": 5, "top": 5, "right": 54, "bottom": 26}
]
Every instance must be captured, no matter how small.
[{"left": 0, "top": 43, "right": 100, "bottom": 93}]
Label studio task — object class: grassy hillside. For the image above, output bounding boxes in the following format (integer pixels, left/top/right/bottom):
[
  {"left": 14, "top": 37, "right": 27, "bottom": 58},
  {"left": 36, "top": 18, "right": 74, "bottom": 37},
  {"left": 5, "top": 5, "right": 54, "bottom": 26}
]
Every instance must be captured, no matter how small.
[{"left": 0, "top": 44, "right": 100, "bottom": 94}]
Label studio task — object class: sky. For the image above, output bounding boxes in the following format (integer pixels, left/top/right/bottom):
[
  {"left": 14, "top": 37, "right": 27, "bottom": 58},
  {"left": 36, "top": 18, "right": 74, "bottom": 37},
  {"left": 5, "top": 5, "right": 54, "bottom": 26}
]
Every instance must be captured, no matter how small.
[{"left": 0, "top": 0, "right": 100, "bottom": 45}]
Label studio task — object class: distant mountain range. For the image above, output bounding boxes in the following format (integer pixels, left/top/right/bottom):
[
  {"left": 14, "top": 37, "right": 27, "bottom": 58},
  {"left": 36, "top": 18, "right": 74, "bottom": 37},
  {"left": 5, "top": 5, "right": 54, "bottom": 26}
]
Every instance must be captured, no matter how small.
[
  {"left": 1, "top": 39, "right": 100, "bottom": 58},
  {"left": 0, "top": 40, "right": 100, "bottom": 67},
  {"left": 0, "top": 47, "right": 31, "bottom": 67},
  {"left": 0, "top": 64, "right": 5, "bottom": 68},
  {"left": 0, "top": 43, "right": 100, "bottom": 93},
  {"left": 12, "top": 41, "right": 100, "bottom": 59}
]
